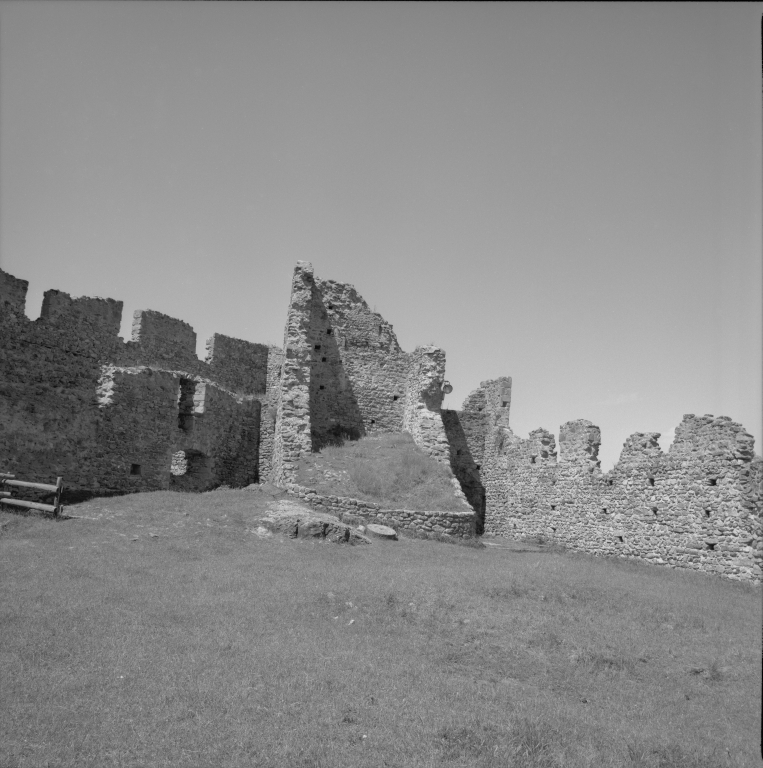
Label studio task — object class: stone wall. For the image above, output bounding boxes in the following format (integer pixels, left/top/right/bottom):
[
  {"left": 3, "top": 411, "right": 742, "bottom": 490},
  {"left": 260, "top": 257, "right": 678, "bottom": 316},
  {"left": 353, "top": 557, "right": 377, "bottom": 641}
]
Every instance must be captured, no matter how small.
[
  {"left": 471, "top": 374, "right": 763, "bottom": 582},
  {"left": 0, "top": 267, "right": 277, "bottom": 497},
  {"left": 271, "top": 263, "right": 451, "bottom": 482},
  {"left": 282, "top": 482, "right": 476, "bottom": 539}
]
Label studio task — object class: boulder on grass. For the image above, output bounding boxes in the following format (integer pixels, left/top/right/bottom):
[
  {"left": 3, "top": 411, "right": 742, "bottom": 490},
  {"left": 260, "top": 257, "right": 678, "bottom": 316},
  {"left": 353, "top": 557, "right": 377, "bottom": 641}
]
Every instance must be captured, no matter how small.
[{"left": 365, "top": 523, "right": 398, "bottom": 541}]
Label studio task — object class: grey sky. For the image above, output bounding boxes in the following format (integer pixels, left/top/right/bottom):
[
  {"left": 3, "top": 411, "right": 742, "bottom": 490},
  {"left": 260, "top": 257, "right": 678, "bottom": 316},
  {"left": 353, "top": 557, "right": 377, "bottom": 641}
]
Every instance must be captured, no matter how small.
[{"left": 1, "top": 2, "right": 760, "bottom": 469}]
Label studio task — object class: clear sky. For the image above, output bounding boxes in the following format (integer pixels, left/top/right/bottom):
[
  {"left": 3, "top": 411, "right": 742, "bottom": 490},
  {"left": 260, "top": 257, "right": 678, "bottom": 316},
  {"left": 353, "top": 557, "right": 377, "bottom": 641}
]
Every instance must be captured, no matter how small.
[{"left": 1, "top": 2, "right": 760, "bottom": 469}]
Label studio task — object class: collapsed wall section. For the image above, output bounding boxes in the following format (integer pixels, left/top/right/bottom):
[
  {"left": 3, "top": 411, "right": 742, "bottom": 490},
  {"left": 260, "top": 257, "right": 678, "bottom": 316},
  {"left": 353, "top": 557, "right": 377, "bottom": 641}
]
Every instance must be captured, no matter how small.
[
  {"left": 442, "top": 378, "right": 512, "bottom": 531},
  {"left": 402, "top": 346, "right": 451, "bottom": 464},
  {"left": 273, "top": 262, "right": 433, "bottom": 482}
]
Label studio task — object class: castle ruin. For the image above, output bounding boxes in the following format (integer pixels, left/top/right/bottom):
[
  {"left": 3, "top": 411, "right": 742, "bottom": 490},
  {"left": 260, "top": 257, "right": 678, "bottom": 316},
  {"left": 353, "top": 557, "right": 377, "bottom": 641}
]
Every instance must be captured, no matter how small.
[{"left": 1, "top": 262, "right": 760, "bottom": 581}]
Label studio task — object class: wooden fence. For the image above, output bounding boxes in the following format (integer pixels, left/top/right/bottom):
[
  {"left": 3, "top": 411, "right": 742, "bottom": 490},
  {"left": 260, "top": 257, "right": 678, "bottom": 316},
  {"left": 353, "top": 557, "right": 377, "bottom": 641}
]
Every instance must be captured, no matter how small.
[{"left": 1, "top": 473, "right": 64, "bottom": 517}]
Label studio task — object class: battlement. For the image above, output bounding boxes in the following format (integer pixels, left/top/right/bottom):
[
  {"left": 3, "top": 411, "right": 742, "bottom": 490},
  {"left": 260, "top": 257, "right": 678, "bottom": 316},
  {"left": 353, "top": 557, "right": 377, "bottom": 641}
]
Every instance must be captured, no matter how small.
[
  {"left": 40, "top": 289, "right": 123, "bottom": 339},
  {"left": 559, "top": 419, "right": 602, "bottom": 468},
  {"left": 0, "top": 270, "right": 29, "bottom": 314},
  {"left": 669, "top": 414, "right": 755, "bottom": 462},
  {"left": 0, "top": 268, "right": 277, "bottom": 398},
  {"left": 130, "top": 309, "right": 196, "bottom": 358}
]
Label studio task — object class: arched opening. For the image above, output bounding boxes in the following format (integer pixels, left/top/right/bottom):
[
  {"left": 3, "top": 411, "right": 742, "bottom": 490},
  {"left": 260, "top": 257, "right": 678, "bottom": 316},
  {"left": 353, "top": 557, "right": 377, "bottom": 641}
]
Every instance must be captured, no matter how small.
[{"left": 170, "top": 450, "right": 213, "bottom": 491}]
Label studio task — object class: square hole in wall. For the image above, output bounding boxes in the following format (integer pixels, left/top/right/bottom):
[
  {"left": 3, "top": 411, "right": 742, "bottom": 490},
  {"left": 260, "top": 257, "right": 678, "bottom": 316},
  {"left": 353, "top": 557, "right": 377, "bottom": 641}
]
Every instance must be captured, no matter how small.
[
  {"left": 648, "top": 477, "right": 655, "bottom": 487},
  {"left": 551, "top": 504, "right": 556, "bottom": 511},
  {"left": 475, "top": 465, "right": 481, "bottom": 471},
  {"left": 651, "top": 507, "right": 658, "bottom": 516},
  {"left": 706, "top": 541, "right": 716, "bottom": 551},
  {"left": 370, "top": 419, "right": 376, "bottom": 424},
  {"left": 328, "top": 304, "right": 334, "bottom": 310},
  {"left": 322, "top": 357, "right": 327, "bottom": 362},
  {"left": 530, "top": 456, "right": 536, "bottom": 464},
  {"left": 704, "top": 509, "right": 711, "bottom": 517},
  {"left": 314, "top": 345, "right": 321, "bottom": 351},
  {"left": 393, "top": 395, "right": 399, "bottom": 401},
  {"left": 319, "top": 385, "right": 325, "bottom": 390},
  {"left": 326, "top": 328, "right": 333, "bottom": 335},
  {"left": 130, "top": 464, "right": 141, "bottom": 476},
  {"left": 709, "top": 478, "right": 717, "bottom": 486},
  {"left": 602, "top": 507, "right": 608, "bottom": 514},
  {"left": 617, "top": 535, "right": 624, "bottom": 543}
]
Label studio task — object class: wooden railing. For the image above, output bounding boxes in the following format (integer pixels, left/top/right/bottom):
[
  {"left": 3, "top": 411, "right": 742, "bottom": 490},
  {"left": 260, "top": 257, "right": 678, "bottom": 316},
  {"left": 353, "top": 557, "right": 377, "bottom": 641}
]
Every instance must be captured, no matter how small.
[{"left": 0, "top": 473, "right": 64, "bottom": 517}]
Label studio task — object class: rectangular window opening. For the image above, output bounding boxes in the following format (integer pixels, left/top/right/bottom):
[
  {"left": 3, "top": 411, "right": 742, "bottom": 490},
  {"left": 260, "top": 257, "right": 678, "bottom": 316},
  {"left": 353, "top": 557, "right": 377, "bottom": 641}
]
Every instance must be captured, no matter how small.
[
  {"left": 178, "top": 379, "right": 196, "bottom": 433},
  {"left": 130, "top": 464, "right": 141, "bottom": 476},
  {"left": 648, "top": 477, "right": 655, "bottom": 486},
  {"left": 651, "top": 507, "right": 658, "bottom": 516},
  {"left": 602, "top": 507, "right": 608, "bottom": 514},
  {"left": 321, "top": 357, "right": 327, "bottom": 362},
  {"left": 319, "top": 385, "right": 325, "bottom": 390},
  {"left": 314, "top": 345, "right": 321, "bottom": 351},
  {"left": 393, "top": 395, "right": 399, "bottom": 401},
  {"left": 551, "top": 504, "right": 556, "bottom": 511},
  {"left": 709, "top": 478, "right": 717, "bottom": 486},
  {"left": 617, "top": 535, "right": 624, "bottom": 543},
  {"left": 326, "top": 328, "right": 333, "bottom": 335},
  {"left": 704, "top": 509, "right": 711, "bottom": 518},
  {"left": 706, "top": 542, "right": 716, "bottom": 551}
]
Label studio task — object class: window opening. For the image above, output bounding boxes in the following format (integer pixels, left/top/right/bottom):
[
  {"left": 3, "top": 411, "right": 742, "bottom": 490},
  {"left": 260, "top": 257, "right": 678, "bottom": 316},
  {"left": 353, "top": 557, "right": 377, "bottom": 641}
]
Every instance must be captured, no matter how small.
[
  {"left": 130, "top": 464, "right": 141, "bottom": 476},
  {"left": 704, "top": 509, "right": 711, "bottom": 518},
  {"left": 393, "top": 395, "right": 399, "bottom": 401},
  {"left": 314, "top": 345, "right": 321, "bottom": 351},
  {"left": 706, "top": 542, "right": 716, "bottom": 551},
  {"left": 602, "top": 507, "right": 608, "bottom": 514},
  {"left": 319, "top": 385, "right": 325, "bottom": 390},
  {"left": 651, "top": 507, "right": 658, "bottom": 516},
  {"left": 370, "top": 419, "right": 376, "bottom": 424},
  {"left": 475, "top": 465, "right": 481, "bottom": 471},
  {"left": 709, "top": 478, "right": 717, "bottom": 486},
  {"left": 551, "top": 504, "right": 556, "bottom": 511},
  {"left": 177, "top": 379, "right": 196, "bottom": 433},
  {"left": 326, "top": 328, "right": 333, "bottom": 335},
  {"left": 322, "top": 357, "right": 327, "bottom": 362},
  {"left": 456, "top": 449, "right": 462, "bottom": 456},
  {"left": 328, "top": 304, "right": 334, "bottom": 310},
  {"left": 530, "top": 456, "right": 536, "bottom": 464},
  {"left": 617, "top": 535, "right": 624, "bottom": 543},
  {"left": 648, "top": 477, "right": 655, "bottom": 487}
]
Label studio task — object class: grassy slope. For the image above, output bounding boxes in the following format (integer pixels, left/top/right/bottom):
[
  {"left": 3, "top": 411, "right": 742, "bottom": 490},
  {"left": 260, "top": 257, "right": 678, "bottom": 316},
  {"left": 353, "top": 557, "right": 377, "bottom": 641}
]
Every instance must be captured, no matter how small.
[
  {"left": 0, "top": 492, "right": 761, "bottom": 768},
  {"left": 297, "top": 432, "right": 468, "bottom": 512}
]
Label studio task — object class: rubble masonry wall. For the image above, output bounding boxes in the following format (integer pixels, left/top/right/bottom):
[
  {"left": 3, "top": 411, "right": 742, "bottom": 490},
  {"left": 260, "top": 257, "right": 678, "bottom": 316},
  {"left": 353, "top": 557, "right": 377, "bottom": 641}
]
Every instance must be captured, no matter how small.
[
  {"left": 465, "top": 375, "right": 762, "bottom": 582},
  {"left": 0, "top": 268, "right": 275, "bottom": 496}
]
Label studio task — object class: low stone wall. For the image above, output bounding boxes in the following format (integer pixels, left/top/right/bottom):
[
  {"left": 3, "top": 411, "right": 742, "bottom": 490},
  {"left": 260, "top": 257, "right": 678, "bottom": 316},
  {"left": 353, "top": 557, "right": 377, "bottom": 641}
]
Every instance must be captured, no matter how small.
[{"left": 280, "top": 482, "right": 476, "bottom": 540}]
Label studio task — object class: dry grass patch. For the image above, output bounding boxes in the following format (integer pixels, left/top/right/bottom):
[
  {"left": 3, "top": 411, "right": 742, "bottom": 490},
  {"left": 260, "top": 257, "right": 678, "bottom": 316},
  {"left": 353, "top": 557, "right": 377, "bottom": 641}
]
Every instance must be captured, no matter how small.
[{"left": 298, "top": 431, "right": 467, "bottom": 511}]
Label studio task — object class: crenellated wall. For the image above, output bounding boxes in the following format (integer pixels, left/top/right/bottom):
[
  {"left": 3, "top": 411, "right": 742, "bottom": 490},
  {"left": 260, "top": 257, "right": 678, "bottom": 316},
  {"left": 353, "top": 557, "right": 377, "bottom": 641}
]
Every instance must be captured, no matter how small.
[
  {"left": 0, "top": 268, "right": 278, "bottom": 497},
  {"left": 466, "top": 373, "right": 763, "bottom": 582},
  {"left": 2, "top": 262, "right": 759, "bottom": 581}
]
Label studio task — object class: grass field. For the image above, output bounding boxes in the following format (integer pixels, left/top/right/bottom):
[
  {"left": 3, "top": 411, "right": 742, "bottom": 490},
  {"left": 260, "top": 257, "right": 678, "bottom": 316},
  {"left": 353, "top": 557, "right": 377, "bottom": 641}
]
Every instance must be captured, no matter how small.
[
  {"left": 1, "top": 490, "right": 761, "bottom": 768},
  {"left": 297, "top": 432, "right": 468, "bottom": 511}
]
